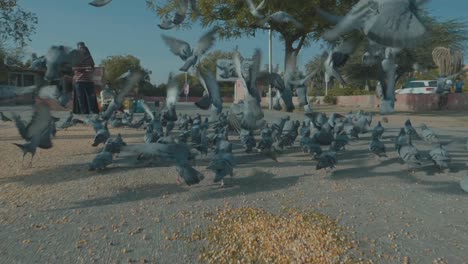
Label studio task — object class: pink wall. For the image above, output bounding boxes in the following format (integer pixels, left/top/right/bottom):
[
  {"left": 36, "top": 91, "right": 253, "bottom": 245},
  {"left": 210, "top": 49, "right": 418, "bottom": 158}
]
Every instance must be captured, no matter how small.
[{"left": 335, "top": 94, "right": 468, "bottom": 112}]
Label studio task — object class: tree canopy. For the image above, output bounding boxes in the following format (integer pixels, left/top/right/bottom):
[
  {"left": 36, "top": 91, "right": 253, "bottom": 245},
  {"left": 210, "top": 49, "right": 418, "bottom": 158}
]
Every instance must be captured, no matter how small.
[
  {"left": 100, "top": 55, "right": 153, "bottom": 96},
  {"left": 148, "top": 0, "right": 358, "bottom": 69},
  {"left": 0, "top": 0, "right": 38, "bottom": 47}
]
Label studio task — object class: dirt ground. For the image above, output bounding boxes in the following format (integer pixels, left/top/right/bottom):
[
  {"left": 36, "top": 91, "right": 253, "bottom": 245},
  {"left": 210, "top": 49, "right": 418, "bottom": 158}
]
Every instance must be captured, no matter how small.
[{"left": 0, "top": 103, "right": 467, "bottom": 264}]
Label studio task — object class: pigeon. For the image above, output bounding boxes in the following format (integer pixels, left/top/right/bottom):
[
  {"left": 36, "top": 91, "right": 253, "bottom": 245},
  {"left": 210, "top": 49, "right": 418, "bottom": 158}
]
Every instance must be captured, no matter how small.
[
  {"left": 162, "top": 73, "right": 180, "bottom": 122},
  {"left": 233, "top": 50, "right": 265, "bottom": 129},
  {"left": 324, "top": 38, "right": 358, "bottom": 86},
  {"left": 195, "top": 66, "right": 223, "bottom": 113},
  {"left": 397, "top": 138, "right": 422, "bottom": 172},
  {"left": 317, "top": 0, "right": 428, "bottom": 48},
  {"left": 395, "top": 127, "right": 410, "bottom": 150},
  {"left": 123, "top": 142, "right": 203, "bottom": 185},
  {"left": 103, "top": 134, "right": 127, "bottom": 156},
  {"left": 313, "top": 126, "right": 334, "bottom": 146},
  {"left": 331, "top": 131, "right": 349, "bottom": 151},
  {"left": 88, "top": 151, "right": 113, "bottom": 171},
  {"left": 300, "top": 130, "right": 323, "bottom": 156},
  {"left": 245, "top": 0, "right": 266, "bottom": 19},
  {"left": 207, "top": 152, "right": 235, "bottom": 187},
  {"left": 161, "top": 28, "right": 217, "bottom": 72},
  {"left": 429, "top": 143, "right": 450, "bottom": 171},
  {"left": 404, "top": 119, "right": 420, "bottom": 140},
  {"left": 89, "top": 0, "right": 112, "bottom": 7},
  {"left": 158, "top": 0, "right": 189, "bottom": 30},
  {"left": 0, "top": 112, "right": 12, "bottom": 122},
  {"left": 12, "top": 103, "right": 53, "bottom": 167},
  {"left": 257, "top": 126, "right": 274, "bottom": 151},
  {"left": 369, "top": 133, "right": 387, "bottom": 158},
  {"left": 240, "top": 129, "right": 256, "bottom": 153},
  {"left": 420, "top": 123, "right": 438, "bottom": 143},
  {"left": 101, "top": 71, "right": 142, "bottom": 121},
  {"left": 92, "top": 121, "right": 110, "bottom": 147},
  {"left": 372, "top": 121, "right": 384, "bottom": 139},
  {"left": 315, "top": 151, "right": 337, "bottom": 171},
  {"left": 44, "top": 45, "right": 83, "bottom": 81},
  {"left": 258, "top": 11, "right": 304, "bottom": 29}
]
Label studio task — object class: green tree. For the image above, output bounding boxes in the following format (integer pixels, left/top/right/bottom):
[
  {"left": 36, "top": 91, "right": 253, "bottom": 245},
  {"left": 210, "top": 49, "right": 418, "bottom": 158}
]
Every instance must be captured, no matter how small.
[
  {"left": 148, "top": 0, "right": 358, "bottom": 70},
  {"left": 100, "top": 55, "right": 153, "bottom": 97},
  {"left": 1, "top": 0, "right": 38, "bottom": 47}
]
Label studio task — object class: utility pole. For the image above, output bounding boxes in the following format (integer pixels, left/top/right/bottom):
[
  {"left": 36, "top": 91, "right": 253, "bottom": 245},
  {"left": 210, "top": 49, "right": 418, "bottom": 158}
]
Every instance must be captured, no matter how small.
[{"left": 268, "top": 28, "right": 273, "bottom": 110}]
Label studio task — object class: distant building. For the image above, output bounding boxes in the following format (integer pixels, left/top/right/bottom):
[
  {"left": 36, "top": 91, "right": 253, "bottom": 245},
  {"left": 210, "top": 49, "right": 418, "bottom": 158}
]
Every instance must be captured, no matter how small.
[{"left": 0, "top": 65, "right": 44, "bottom": 86}]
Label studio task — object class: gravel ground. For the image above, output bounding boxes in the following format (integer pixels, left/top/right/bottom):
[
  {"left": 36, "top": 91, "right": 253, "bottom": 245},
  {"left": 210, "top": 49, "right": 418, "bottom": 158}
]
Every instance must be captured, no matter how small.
[{"left": 0, "top": 103, "right": 467, "bottom": 264}]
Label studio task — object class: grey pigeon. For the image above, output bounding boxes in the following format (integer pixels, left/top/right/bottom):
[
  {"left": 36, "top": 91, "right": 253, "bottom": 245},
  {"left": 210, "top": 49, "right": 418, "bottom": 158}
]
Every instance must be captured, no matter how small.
[
  {"left": 12, "top": 103, "right": 52, "bottom": 167},
  {"left": 331, "top": 131, "right": 349, "bottom": 151},
  {"left": 162, "top": 73, "right": 180, "bottom": 122},
  {"left": 92, "top": 121, "right": 110, "bottom": 147},
  {"left": 317, "top": 0, "right": 428, "bottom": 48},
  {"left": 240, "top": 129, "right": 256, "bottom": 153},
  {"left": 207, "top": 152, "right": 235, "bottom": 187},
  {"left": 395, "top": 127, "right": 410, "bottom": 149},
  {"left": 315, "top": 151, "right": 337, "bottom": 171},
  {"left": 313, "top": 126, "right": 334, "bottom": 146},
  {"left": 257, "top": 126, "right": 274, "bottom": 151},
  {"left": 397, "top": 138, "right": 422, "bottom": 172},
  {"left": 420, "top": 123, "right": 438, "bottom": 143},
  {"left": 429, "top": 144, "right": 450, "bottom": 171},
  {"left": 324, "top": 38, "right": 358, "bottom": 86},
  {"left": 88, "top": 151, "right": 113, "bottom": 171},
  {"left": 176, "top": 162, "right": 205, "bottom": 186},
  {"left": 195, "top": 66, "right": 223, "bottom": 113},
  {"left": 101, "top": 72, "right": 142, "bottom": 121},
  {"left": 245, "top": 0, "right": 266, "bottom": 19},
  {"left": 89, "top": 0, "right": 112, "bottom": 7},
  {"left": 404, "top": 119, "right": 420, "bottom": 140},
  {"left": 369, "top": 133, "right": 387, "bottom": 158},
  {"left": 258, "top": 11, "right": 304, "bottom": 29},
  {"left": 372, "top": 121, "right": 384, "bottom": 139},
  {"left": 103, "top": 134, "right": 127, "bottom": 156},
  {"left": 44, "top": 45, "right": 83, "bottom": 81},
  {"left": 161, "top": 28, "right": 217, "bottom": 72},
  {"left": 158, "top": 0, "right": 189, "bottom": 30}
]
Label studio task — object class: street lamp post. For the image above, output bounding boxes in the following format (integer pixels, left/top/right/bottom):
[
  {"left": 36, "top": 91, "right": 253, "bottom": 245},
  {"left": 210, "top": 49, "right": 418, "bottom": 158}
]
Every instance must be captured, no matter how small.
[{"left": 268, "top": 28, "right": 273, "bottom": 110}]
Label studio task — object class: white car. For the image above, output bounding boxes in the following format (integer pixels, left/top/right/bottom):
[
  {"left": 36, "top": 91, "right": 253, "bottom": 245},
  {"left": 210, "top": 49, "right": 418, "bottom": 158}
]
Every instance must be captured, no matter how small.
[{"left": 395, "top": 80, "right": 438, "bottom": 94}]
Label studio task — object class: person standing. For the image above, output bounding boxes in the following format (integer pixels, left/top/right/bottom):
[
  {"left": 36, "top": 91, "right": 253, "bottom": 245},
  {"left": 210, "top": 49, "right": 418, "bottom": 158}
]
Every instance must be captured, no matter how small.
[{"left": 72, "top": 42, "right": 99, "bottom": 114}]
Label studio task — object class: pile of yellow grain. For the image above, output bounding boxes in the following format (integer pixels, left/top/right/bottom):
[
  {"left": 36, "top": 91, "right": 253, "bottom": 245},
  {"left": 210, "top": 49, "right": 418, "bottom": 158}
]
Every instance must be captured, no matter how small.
[{"left": 197, "top": 207, "right": 369, "bottom": 264}]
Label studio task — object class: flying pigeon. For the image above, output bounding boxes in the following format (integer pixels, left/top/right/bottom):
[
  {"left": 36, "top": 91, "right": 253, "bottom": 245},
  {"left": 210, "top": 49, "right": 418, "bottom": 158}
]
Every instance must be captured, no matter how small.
[
  {"left": 89, "top": 0, "right": 113, "bottom": 7},
  {"left": 161, "top": 28, "right": 217, "bottom": 72},
  {"left": 317, "top": 0, "right": 429, "bottom": 48}
]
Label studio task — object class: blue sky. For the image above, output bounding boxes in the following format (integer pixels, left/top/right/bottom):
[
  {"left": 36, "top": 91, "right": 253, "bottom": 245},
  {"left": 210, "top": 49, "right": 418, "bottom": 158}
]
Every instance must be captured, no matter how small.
[{"left": 20, "top": 0, "right": 468, "bottom": 85}]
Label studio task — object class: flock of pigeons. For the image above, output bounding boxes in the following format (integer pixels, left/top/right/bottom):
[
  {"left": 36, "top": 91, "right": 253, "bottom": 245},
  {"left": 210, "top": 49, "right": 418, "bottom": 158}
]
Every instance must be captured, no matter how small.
[{"left": 2, "top": 0, "right": 467, "bottom": 189}]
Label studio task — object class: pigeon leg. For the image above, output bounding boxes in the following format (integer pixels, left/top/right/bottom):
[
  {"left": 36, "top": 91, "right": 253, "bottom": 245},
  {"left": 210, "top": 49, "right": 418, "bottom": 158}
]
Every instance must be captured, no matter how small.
[
  {"left": 220, "top": 179, "right": 225, "bottom": 188},
  {"left": 28, "top": 155, "right": 34, "bottom": 168},
  {"left": 176, "top": 176, "right": 182, "bottom": 185}
]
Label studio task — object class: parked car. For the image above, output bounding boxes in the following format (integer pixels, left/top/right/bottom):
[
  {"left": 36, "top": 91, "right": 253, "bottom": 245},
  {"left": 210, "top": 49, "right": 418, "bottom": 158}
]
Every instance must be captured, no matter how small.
[{"left": 395, "top": 80, "right": 437, "bottom": 94}]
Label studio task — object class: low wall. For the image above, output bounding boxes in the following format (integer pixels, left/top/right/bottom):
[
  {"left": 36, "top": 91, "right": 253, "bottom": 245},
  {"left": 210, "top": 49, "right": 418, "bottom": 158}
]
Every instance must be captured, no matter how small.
[{"left": 335, "top": 93, "right": 468, "bottom": 112}]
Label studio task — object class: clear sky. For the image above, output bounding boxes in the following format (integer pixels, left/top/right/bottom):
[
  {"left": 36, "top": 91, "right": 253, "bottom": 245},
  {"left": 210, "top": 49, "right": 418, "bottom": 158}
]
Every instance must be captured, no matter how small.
[{"left": 19, "top": 0, "right": 468, "bottom": 85}]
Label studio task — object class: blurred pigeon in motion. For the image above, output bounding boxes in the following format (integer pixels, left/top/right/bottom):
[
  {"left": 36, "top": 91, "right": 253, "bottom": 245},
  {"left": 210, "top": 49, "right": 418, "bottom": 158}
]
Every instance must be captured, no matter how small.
[
  {"left": 420, "top": 123, "right": 438, "bottom": 143},
  {"left": 324, "top": 38, "right": 358, "bottom": 86},
  {"left": 315, "top": 151, "right": 337, "bottom": 171},
  {"left": 245, "top": 0, "right": 266, "bottom": 19},
  {"left": 103, "top": 134, "right": 127, "bottom": 157},
  {"left": 317, "top": 0, "right": 429, "bottom": 48},
  {"left": 163, "top": 73, "right": 180, "bottom": 122},
  {"left": 29, "top": 53, "right": 47, "bottom": 71},
  {"left": 257, "top": 125, "right": 274, "bottom": 151},
  {"left": 207, "top": 143, "right": 235, "bottom": 187},
  {"left": 158, "top": 0, "right": 189, "bottom": 30},
  {"left": 369, "top": 132, "right": 386, "bottom": 158},
  {"left": 44, "top": 45, "right": 83, "bottom": 81},
  {"left": 240, "top": 129, "right": 256, "bottom": 153},
  {"left": 88, "top": 151, "right": 113, "bottom": 171},
  {"left": 123, "top": 142, "right": 203, "bottom": 185},
  {"left": 258, "top": 11, "right": 304, "bottom": 29},
  {"left": 271, "top": 116, "right": 290, "bottom": 142},
  {"left": 161, "top": 28, "right": 217, "bottom": 72},
  {"left": 331, "top": 131, "right": 349, "bottom": 151},
  {"left": 0, "top": 112, "right": 12, "bottom": 122},
  {"left": 89, "top": 0, "right": 113, "bottom": 7},
  {"left": 92, "top": 121, "right": 110, "bottom": 147},
  {"left": 372, "top": 121, "right": 384, "bottom": 139},
  {"left": 397, "top": 138, "right": 422, "bottom": 172},
  {"left": 300, "top": 130, "right": 323, "bottom": 156},
  {"left": 12, "top": 103, "right": 53, "bottom": 168},
  {"left": 289, "top": 70, "right": 316, "bottom": 107},
  {"left": 195, "top": 66, "right": 223, "bottom": 113},
  {"left": 101, "top": 71, "right": 142, "bottom": 121},
  {"left": 299, "top": 120, "right": 311, "bottom": 137},
  {"left": 277, "top": 120, "right": 300, "bottom": 148},
  {"left": 429, "top": 143, "right": 450, "bottom": 171},
  {"left": 233, "top": 50, "right": 265, "bottom": 129}
]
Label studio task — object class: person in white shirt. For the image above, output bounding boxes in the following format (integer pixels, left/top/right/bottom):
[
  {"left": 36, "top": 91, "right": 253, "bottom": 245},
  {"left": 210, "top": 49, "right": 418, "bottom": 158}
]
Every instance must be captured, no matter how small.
[{"left": 100, "top": 82, "right": 115, "bottom": 112}]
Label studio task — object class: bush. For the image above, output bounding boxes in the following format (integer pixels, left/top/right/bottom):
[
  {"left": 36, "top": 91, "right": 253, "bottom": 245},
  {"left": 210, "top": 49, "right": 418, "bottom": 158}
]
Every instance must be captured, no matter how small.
[{"left": 323, "top": 95, "right": 337, "bottom": 104}]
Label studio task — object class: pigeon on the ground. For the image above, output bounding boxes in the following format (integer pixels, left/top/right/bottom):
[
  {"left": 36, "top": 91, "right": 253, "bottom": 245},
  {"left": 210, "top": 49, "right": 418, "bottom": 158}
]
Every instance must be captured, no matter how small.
[
  {"left": 92, "top": 121, "right": 110, "bottom": 147},
  {"left": 429, "top": 143, "right": 450, "bottom": 171},
  {"left": 315, "top": 151, "right": 337, "bottom": 171},
  {"left": 88, "top": 151, "right": 113, "bottom": 171},
  {"left": 420, "top": 123, "right": 439, "bottom": 143},
  {"left": 369, "top": 132, "right": 387, "bottom": 158}
]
